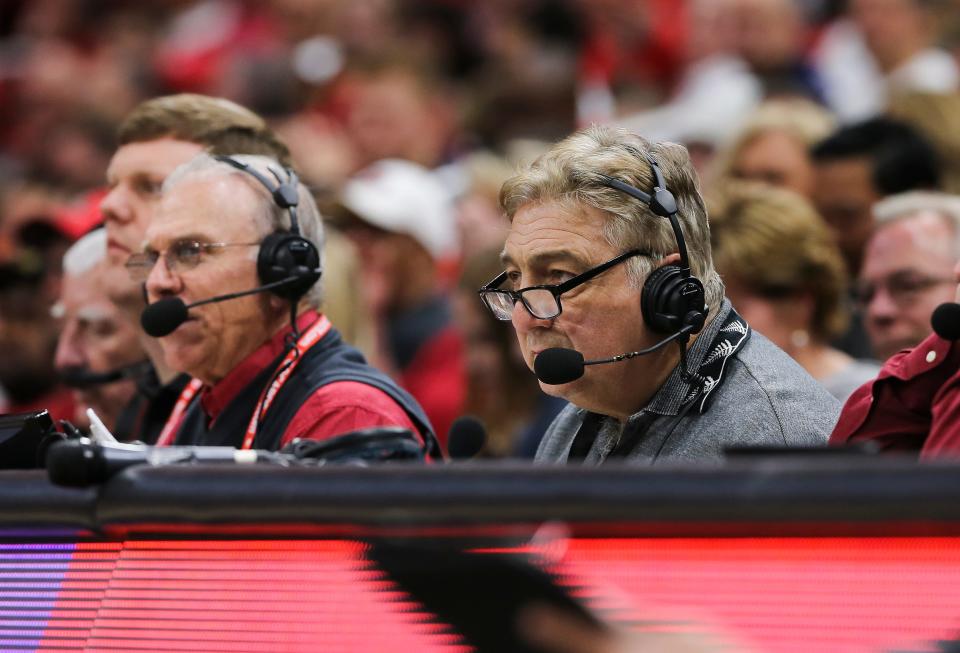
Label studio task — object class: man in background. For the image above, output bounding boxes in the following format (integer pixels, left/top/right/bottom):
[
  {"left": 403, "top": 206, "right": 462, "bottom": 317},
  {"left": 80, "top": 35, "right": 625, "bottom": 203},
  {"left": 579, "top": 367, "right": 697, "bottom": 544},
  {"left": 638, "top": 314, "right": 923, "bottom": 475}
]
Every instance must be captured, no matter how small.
[
  {"left": 857, "top": 191, "right": 960, "bottom": 360},
  {"left": 810, "top": 117, "right": 942, "bottom": 359},
  {"left": 54, "top": 229, "right": 146, "bottom": 438},
  {"left": 831, "top": 258, "right": 960, "bottom": 457},
  {"left": 98, "top": 94, "right": 293, "bottom": 442},
  {"left": 810, "top": 117, "right": 941, "bottom": 279}
]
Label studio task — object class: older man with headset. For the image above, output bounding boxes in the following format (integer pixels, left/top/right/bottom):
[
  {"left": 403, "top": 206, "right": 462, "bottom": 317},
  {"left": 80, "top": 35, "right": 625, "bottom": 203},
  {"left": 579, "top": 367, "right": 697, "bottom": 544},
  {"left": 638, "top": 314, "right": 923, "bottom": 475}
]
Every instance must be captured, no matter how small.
[
  {"left": 130, "top": 153, "right": 439, "bottom": 456},
  {"left": 479, "top": 125, "right": 837, "bottom": 463}
]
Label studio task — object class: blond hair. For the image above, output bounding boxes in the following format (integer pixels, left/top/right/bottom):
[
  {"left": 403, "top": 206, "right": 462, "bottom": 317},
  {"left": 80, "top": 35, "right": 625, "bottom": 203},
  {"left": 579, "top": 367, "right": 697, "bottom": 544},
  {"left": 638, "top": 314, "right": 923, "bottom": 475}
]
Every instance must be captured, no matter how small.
[
  {"left": 887, "top": 91, "right": 960, "bottom": 194},
  {"left": 713, "top": 98, "right": 836, "bottom": 182},
  {"left": 708, "top": 181, "right": 848, "bottom": 340},
  {"left": 118, "top": 94, "right": 291, "bottom": 166}
]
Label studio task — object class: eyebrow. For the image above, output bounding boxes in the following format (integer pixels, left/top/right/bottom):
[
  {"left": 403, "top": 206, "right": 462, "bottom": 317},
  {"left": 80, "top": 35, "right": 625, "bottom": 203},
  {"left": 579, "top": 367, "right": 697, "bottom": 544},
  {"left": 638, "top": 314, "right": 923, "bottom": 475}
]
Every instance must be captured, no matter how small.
[
  {"left": 499, "top": 249, "right": 586, "bottom": 269},
  {"left": 75, "top": 306, "right": 113, "bottom": 322},
  {"left": 141, "top": 233, "right": 212, "bottom": 252}
]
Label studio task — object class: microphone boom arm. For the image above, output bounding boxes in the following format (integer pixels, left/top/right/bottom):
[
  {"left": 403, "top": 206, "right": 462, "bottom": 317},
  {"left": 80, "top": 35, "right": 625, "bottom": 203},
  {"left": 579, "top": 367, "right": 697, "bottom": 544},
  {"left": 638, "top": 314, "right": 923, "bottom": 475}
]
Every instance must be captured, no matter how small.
[
  {"left": 186, "top": 275, "right": 308, "bottom": 309},
  {"left": 583, "top": 324, "right": 697, "bottom": 366}
]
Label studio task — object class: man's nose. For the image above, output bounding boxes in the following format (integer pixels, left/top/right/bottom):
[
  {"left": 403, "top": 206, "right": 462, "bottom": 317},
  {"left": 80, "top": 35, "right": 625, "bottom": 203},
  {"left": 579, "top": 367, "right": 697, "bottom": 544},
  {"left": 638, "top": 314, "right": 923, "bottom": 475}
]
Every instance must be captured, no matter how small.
[
  {"left": 100, "top": 186, "right": 132, "bottom": 224},
  {"left": 511, "top": 299, "right": 553, "bottom": 332},
  {"left": 145, "top": 254, "right": 182, "bottom": 301},
  {"left": 54, "top": 322, "right": 86, "bottom": 370},
  {"left": 866, "top": 285, "right": 899, "bottom": 324}
]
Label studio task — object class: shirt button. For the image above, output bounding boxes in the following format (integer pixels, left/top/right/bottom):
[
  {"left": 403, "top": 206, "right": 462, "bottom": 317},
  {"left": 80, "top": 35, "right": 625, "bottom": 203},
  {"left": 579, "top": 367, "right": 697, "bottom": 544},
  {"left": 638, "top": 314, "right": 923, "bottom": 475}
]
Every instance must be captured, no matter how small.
[{"left": 926, "top": 350, "right": 937, "bottom": 363}]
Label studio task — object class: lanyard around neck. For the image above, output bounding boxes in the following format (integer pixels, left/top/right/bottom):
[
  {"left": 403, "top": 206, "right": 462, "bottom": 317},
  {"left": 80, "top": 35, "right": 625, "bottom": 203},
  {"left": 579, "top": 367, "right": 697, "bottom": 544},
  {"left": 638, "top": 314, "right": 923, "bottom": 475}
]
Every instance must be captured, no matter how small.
[{"left": 155, "top": 315, "right": 331, "bottom": 449}]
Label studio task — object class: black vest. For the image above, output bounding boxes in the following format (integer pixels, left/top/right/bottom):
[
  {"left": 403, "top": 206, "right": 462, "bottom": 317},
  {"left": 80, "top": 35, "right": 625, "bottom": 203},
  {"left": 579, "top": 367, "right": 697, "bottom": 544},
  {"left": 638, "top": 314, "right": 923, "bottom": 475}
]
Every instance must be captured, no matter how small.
[{"left": 174, "top": 327, "right": 438, "bottom": 455}]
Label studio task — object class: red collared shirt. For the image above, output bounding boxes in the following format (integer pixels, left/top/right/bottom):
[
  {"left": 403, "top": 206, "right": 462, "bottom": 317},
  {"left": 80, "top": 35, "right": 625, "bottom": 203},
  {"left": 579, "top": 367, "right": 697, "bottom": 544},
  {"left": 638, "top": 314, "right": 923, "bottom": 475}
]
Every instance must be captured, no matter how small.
[
  {"left": 829, "top": 332, "right": 960, "bottom": 459},
  {"left": 200, "top": 310, "right": 418, "bottom": 449}
]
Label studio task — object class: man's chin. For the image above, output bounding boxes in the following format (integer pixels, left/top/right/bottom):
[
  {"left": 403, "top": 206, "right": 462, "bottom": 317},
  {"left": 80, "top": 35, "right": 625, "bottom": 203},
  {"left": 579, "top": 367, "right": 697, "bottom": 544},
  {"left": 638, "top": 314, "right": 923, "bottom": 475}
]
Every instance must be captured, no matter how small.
[
  {"left": 538, "top": 378, "right": 573, "bottom": 398},
  {"left": 876, "top": 335, "right": 929, "bottom": 360},
  {"left": 160, "top": 338, "right": 206, "bottom": 378},
  {"left": 103, "top": 273, "right": 144, "bottom": 313}
]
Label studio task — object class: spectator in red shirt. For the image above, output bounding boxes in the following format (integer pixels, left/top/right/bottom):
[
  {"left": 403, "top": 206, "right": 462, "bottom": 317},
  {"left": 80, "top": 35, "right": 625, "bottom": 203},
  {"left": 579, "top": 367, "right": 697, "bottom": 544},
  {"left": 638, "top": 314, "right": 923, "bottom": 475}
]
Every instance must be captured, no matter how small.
[
  {"left": 134, "top": 153, "right": 438, "bottom": 456},
  {"left": 830, "top": 260, "right": 960, "bottom": 458},
  {"left": 857, "top": 191, "right": 960, "bottom": 360}
]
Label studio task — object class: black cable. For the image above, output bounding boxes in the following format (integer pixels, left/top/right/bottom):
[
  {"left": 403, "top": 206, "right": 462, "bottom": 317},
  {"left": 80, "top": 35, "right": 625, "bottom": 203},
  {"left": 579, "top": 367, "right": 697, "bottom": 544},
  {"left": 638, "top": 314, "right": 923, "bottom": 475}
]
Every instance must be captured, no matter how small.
[
  {"left": 651, "top": 339, "right": 708, "bottom": 460},
  {"left": 677, "top": 336, "right": 707, "bottom": 387}
]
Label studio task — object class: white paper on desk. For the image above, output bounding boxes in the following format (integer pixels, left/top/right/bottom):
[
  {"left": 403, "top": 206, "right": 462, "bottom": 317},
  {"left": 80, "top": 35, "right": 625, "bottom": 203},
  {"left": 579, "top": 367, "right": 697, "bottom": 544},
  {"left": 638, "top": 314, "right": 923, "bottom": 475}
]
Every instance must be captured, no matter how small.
[{"left": 86, "top": 408, "right": 118, "bottom": 444}]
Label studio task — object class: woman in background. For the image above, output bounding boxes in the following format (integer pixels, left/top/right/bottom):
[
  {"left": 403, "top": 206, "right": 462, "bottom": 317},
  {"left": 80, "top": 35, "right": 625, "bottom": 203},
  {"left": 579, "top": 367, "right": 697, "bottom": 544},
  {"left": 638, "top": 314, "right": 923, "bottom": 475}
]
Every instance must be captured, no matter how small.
[
  {"left": 710, "top": 98, "right": 835, "bottom": 198},
  {"left": 709, "top": 181, "right": 880, "bottom": 401}
]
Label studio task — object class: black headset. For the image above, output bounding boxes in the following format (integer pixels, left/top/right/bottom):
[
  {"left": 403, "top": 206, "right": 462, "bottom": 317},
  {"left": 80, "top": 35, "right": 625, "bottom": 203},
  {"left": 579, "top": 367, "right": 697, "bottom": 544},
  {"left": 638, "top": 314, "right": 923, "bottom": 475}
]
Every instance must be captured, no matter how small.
[
  {"left": 214, "top": 155, "right": 321, "bottom": 301},
  {"left": 598, "top": 153, "right": 706, "bottom": 336}
]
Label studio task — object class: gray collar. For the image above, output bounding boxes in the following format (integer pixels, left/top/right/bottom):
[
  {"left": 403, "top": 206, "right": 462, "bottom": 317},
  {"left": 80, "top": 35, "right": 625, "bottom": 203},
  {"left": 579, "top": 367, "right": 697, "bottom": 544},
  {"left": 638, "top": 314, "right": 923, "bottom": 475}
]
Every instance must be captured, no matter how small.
[{"left": 633, "top": 298, "right": 750, "bottom": 418}]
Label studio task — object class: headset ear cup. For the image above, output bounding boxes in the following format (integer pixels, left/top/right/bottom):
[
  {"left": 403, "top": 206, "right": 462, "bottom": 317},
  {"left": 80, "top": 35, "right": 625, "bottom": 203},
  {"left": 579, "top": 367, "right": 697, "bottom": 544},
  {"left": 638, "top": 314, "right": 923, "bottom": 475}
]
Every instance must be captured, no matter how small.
[
  {"left": 257, "top": 232, "right": 321, "bottom": 300},
  {"left": 642, "top": 265, "right": 707, "bottom": 334},
  {"left": 642, "top": 265, "right": 680, "bottom": 333}
]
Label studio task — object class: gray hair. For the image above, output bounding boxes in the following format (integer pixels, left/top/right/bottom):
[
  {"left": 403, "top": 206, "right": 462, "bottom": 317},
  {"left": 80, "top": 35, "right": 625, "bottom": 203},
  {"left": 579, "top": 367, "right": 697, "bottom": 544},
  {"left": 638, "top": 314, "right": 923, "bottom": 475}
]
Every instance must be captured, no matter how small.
[
  {"left": 500, "top": 124, "right": 724, "bottom": 313},
  {"left": 163, "top": 152, "right": 326, "bottom": 308},
  {"left": 62, "top": 228, "right": 107, "bottom": 277},
  {"left": 873, "top": 190, "right": 960, "bottom": 256},
  {"left": 54, "top": 228, "right": 108, "bottom": 319}
]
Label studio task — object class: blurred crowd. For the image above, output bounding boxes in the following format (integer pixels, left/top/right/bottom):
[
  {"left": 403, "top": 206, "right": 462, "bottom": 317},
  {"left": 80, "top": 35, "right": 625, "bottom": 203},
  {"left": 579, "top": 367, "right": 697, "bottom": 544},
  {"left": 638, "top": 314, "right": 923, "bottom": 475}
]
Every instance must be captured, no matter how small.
[{"left": 2, "top": 0, "right": 960, "bottom": 456}]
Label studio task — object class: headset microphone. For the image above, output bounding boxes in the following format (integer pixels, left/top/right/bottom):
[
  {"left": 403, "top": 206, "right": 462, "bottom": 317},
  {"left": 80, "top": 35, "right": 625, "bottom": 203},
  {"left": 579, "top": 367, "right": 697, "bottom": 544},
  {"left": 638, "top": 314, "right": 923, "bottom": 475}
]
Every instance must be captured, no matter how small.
[
  {"left": 533, "top": 153, "right": 710, "bottom": 388},
  {"left": 931, "top": 302, "right": 960, "bottom": 341},
  {"left": 447, "top": 415, "right": 487, "bottom": 459},
  {"left": 534, "top": 324, "right": 698, "bottom": 385},
  {"left": 140, "top": 274, "right": 316, "bottom": 338},
  {"left": 60, "top": 360, "right": 152, "bottom": 388}
]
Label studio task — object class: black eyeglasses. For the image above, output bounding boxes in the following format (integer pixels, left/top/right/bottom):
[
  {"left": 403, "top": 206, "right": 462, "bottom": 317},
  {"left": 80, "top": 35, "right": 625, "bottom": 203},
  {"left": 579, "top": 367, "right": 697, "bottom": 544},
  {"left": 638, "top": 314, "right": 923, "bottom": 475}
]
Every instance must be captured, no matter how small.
[
  {"left": 478, "top": 249, "right": 647, "bottom": 321},
  {"left": 125, "top": 240, "right": 260, "bottom": 283}
]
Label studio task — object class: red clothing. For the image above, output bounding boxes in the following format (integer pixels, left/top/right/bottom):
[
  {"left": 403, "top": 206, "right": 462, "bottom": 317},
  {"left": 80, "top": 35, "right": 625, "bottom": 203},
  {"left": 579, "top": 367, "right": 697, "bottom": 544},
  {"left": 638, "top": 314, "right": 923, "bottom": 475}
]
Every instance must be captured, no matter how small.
[
  {"left": 199, "top": 311, "right": 418, "bottom": 449},
  {"left": 398, "top": 326, "right": 464, "bottom": 449},
  {"left": 829, "top": 333, "right": 960, "bottom": 458},
  {"left": 578, "top": 0, "right": 687, "bottom": 96},
  {"left": 6, "top": 385, "right": 76, "bottom": 424}
]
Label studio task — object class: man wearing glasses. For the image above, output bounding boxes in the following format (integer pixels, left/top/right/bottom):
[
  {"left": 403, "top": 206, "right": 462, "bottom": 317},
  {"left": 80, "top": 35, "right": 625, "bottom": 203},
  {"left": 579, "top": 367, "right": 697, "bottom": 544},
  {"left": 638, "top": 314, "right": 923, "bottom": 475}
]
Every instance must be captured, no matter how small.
[
  {"left": 99, "top": 94, "right": 293, "bottom": 443},
  {"left": 857, "top": 191, "right": 960, "bottom": 360},
  {"left": 131, "top": 153, "right": 436, "bottom": 453},
  {"left": 831, "top": 259, "right": 960, "bottom": 457},
  {"left": 482, "top": 125, "right": 838, "bottom": 463}
]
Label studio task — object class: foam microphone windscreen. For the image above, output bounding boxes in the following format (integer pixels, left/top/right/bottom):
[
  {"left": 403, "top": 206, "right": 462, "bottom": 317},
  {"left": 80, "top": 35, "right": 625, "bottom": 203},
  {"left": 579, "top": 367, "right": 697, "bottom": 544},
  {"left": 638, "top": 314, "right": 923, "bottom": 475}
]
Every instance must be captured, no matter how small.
[
  {"left": 932, "top": 302, "right": 960, "bottom": 341},
  {"left": 447, "top": 416, "right": 487, "bottom": 459},
  {"left": 141, "top": 297, "right": 189, "bottom": 337},
  {"left": 534, "top": 347, "right": 585, "bottom": 385}
]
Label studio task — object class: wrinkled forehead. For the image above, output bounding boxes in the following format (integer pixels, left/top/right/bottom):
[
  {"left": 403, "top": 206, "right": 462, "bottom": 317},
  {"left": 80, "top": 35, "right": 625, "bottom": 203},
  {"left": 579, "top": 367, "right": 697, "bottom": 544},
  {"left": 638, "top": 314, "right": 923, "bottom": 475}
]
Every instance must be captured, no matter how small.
[
  {"left": 502, "top": 200, "right": 612, "bottom": 267},
  {"left": 869, "top": 212, "right": 958, "bottom": 266},
  {"left": 147, "top": 175, "right": 263, "bottom": 247},
  {"left": 106, "top": 139, "right": 205, "bottom": 183}
]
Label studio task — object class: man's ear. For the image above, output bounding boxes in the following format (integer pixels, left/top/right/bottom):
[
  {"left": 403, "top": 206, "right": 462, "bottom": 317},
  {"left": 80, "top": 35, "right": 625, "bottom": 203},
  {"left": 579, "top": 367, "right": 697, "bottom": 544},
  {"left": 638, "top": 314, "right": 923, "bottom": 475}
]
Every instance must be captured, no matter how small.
[
  {"left": 267, "top": 294, "right": 290, "bottom": 314},
  {"left": 658, "top": 252, "right": 681, "bottom": 267}
]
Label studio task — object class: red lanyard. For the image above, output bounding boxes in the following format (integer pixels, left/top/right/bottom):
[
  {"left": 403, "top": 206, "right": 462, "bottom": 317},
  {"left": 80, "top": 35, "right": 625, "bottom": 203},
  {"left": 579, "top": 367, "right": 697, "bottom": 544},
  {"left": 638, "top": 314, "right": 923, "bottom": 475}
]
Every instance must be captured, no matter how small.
[
  {"left": 241, "top": 315, "right": 330, "bottom": 449},
  {"left": 156, "top": 378, "right": 203, "bottom": 447},
  {"left": 155, "top": 315, "right": 331, "bottom": 449}
]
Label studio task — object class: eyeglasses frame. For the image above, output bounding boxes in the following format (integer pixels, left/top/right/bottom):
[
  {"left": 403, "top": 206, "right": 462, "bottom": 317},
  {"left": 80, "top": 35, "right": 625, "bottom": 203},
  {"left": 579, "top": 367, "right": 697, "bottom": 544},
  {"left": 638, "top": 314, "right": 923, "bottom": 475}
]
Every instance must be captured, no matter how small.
[
  {"left": 478, "top": 249, "right": 648, "bottom": 321},
  {"left": 125, "top": 240, "right": 261, "bottom": 282}
]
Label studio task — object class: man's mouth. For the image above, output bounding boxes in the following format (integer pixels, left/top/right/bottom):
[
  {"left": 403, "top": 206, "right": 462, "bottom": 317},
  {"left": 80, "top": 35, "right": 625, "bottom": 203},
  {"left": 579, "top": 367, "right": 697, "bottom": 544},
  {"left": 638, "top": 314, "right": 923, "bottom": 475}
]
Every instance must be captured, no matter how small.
[{"left": 106, "top": 238, "right": 130, "bottom": 255}]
